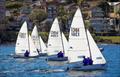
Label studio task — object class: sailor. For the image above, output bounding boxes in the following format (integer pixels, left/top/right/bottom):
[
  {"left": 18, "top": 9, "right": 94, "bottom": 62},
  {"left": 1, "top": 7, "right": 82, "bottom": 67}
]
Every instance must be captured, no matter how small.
[
  {"left": 83, "top": 56, "right": 88, "bottom": 66},
  {"left": 57, "top": 51, "right": 64, "bottom": 58},
  {"left": 87, "top": 57, "right": 93, "bottom": 65},
  {"left": 24, "top": 50, "right": 30, "bottom": 57}
]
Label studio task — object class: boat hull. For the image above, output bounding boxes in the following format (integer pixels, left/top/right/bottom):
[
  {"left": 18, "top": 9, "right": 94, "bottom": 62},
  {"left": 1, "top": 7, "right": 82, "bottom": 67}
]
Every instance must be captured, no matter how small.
[
  {"left": 47, "top": 55, "right": 68, "bottom": 61},
  {"left": 68, "top": 62, "right": 106, "bottom": 71},
  {"left": 13, "top": 54, "right": 39, "bottom": 58},
  {"left": 39, "top": 53, "right": 48, "bottom": 56}
]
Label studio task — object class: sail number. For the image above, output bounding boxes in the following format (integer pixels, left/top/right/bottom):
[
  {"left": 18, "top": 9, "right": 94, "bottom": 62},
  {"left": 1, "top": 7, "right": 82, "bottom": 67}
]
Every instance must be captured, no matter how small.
[
  {"left": 51, "top": 31, "right": 58, "bottom": 37},
  {"left": 19, "top": 33, "right": 26, "bottom": 38},
  {"left": 71, "top": 28, "right": 80, "bottom": 36},
  {"left": 32, "top": 36, "right": 38, "bottom": 40}
]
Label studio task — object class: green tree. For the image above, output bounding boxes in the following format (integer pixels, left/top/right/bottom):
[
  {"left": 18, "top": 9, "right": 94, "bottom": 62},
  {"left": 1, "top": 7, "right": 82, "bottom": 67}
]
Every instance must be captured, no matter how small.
[
  {"left": 58, "top": 6, "right": 68, "bottom": 32},
  {"left": 29, "top": 9, "right": 47, "bottom": 25},
  {"left": 85, "top": 20, "right": 95, "bottom": 33},
  {"left": 72, "top": 0, "right": 84, "bottom": 5},
  {"left": 66, "top": 0, "right": 73, "bottom": 4},
  {"left": 6, "top": 2, "right": 23, "bottom": 9}
]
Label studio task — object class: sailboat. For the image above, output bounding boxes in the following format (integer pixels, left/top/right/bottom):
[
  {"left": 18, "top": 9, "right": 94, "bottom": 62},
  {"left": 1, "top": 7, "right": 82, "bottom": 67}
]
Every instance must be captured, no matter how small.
[
  {"left": 67, "top": 8, "right": 106, "bottom": 70},
  {"left": 47, "top": 18, "right": 68, "bottom": 61},
  {"left": 15, "top": 21, "right": 39, "bottom": 58},
  {"left": 39, "top": 36, "right": 47, "bottom": 56},
  {"left": 31, "top": 26, "right": 47, "bottom": 56}
]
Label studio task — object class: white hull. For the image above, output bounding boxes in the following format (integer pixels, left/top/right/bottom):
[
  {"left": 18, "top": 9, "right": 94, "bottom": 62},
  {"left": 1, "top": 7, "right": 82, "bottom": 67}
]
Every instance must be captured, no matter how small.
[
  {"left": 13, "top": 54, "right": 39, "bottom": 58},
  {"left": 67, "top": 62, "right": 106, "bottom": 71},
  {"left": 47, "top": 55, "right": 68, "bottom": 61},
  {"left": 39, "top": 53, "right": 48, "bottom": 56}
]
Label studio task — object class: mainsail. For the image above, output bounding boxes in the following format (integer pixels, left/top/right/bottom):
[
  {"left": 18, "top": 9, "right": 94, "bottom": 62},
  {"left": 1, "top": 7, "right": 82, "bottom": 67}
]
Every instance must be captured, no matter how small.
[
  {"left": 31, "top": 26, "right": 41, "bottom": 52},
  {"left": 15, "top": 21, "right": 29, "bottom": 55},
  {"left": 47, "top": 18, "right": 63, "bottom": 55},
  {"left": 68, "top": 8, "right": 90, "bottom": 63}
]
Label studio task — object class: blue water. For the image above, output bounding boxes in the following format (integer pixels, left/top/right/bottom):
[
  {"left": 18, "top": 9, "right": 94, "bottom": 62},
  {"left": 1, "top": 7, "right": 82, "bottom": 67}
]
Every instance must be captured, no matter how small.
[{"left": 0, "top": 44, "right": 120, "bottom": 77}]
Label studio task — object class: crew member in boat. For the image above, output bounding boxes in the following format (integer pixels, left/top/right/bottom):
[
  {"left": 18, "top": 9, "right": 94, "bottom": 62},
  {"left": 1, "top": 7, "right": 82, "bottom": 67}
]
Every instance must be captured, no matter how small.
[
  {"left": 24, "top": 50, "right": 30, "bottom": 57},
  {"left": 83, "top": 56, "right": 93, "bottom": 66},
  {"left": 87, "top": 57, "right": 93, "bottom": 65},
  {"left": 57, "top": 51, "right": 64, "bottom": 58},
  {"left": 83, "top": 56, "right": 88, "bottom": 66}
]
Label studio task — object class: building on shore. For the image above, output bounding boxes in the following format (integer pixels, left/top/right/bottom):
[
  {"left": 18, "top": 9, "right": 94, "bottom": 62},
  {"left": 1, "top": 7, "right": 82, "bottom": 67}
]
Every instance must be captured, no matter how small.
[
  {"left": 108, "top": 2, "right": 120, "bottom": 32},
  {"left": 90, "top": 7, "right": 110, "bottom": 33}
]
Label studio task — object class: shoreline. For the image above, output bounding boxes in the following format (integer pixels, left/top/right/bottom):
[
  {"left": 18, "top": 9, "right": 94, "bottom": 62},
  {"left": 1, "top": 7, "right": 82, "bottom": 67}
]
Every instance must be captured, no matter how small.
[{"left": 0, "top": 42, "right": 119, "bottom": 45}]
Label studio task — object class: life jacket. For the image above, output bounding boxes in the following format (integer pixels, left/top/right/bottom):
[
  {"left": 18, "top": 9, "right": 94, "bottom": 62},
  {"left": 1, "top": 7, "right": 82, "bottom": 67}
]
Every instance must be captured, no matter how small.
[
  {"left": 88, "top": 58, "right": 93, "bottom": 65},
  {"left": 24, "top": 50, "right": 29, "bottom": 57},
  {"left": 57, "top": 52, "right": 64, "bottom": 58},
  {"left": 83, "top": 58, "right": 88, "bottom": 66}
]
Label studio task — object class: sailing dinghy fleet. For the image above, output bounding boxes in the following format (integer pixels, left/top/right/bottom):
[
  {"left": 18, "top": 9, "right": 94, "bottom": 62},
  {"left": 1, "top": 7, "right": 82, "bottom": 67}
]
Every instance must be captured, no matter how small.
[{"left": 14, "top": 7, "right": 106, "bottom": 71}]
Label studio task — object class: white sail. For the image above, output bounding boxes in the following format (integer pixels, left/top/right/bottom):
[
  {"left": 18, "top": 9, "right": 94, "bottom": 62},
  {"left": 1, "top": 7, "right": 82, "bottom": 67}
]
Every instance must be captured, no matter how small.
[
  {"left": 62, "top": 32, "right": 69, "bottom": 56},
  {"left": 47, "top": 18, "right": 63, "bottom": 55},
  {"left": 15, "top": 21, "right": 29, "bottom": 55},
  {"left": 87, "top": 30, "right": 106, "bottom": 64},
  {"left": 68, "top": 8, "right": 90, "bottom": 63},
  {"left": 31, "top": 26, "right": 41, "bottom": 52},
  {"left": 39, "top": 36, "right": 47, "bottom": 53},
  {"left": 29, "top": 35, "right": 39, "bottom": 57}
]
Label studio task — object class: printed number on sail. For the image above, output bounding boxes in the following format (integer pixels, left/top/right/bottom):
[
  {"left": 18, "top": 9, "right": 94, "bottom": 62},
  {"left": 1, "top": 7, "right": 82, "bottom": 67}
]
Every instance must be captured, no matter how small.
[
  {"left": 71, "top": 28, "right": 80, "bottom": 36},
  {"left": 19, "top": 33, "right": 26, "bottom": 38},
  {"left": 51, "top": 31, "right": 58, "bottom": 37}
]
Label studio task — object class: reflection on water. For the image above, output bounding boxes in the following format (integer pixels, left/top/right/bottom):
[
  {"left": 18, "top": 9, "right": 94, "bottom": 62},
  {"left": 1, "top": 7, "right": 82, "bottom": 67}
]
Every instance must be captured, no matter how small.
[
  {"left": 0, "top": 44, "right": 120, "bottom": 77},
  {"left": 69, "top": 70, "right": 105, "bottom": 77}
]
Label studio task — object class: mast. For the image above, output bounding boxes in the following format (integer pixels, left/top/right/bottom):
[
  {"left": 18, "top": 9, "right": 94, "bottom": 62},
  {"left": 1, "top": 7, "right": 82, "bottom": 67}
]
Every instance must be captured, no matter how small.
[
  {"left": 37, "top": 26, "right": 42, "bottom": 53},
  {"left": 85, "top": 29, "right": 92, "bottom": 59},
  {"left": 59, "top": 23, "right": 65, "bottom": 53},
  {"left": 27, "top": 22, "right": 30, "bottom": 53}
]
